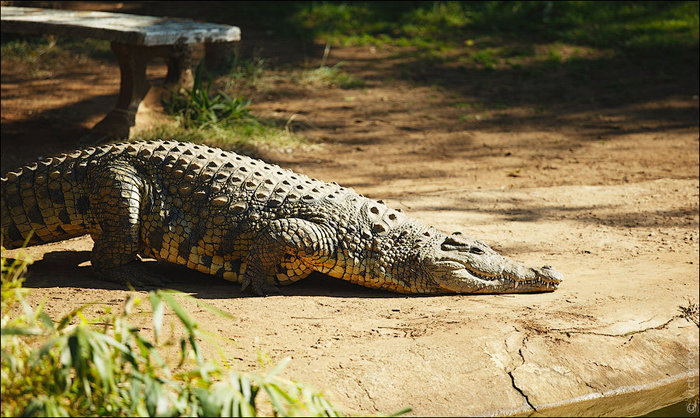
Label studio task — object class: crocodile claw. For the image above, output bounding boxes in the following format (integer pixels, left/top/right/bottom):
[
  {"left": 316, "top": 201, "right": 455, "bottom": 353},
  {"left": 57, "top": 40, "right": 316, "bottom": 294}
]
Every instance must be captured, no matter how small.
[
  {"left": 101, "top": 261, "right": 171, "bottom": 290},
  {"left": 241, "top": 275, "right": 281, "bottom": 296}
]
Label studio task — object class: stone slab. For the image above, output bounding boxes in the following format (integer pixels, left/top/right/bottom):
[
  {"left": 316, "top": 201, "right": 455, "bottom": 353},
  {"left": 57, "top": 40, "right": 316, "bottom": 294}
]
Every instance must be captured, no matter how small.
[{"left": 0, "top": 6, "right": 240, "bottom": 46}]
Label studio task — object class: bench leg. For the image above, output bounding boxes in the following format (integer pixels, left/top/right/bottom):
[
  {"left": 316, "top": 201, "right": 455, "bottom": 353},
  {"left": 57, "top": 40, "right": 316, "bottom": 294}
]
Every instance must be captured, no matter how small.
[
  {"left": 89, "top": 42, "right": 150, "bottom": 143},
  {"left": 84, "top": 42, "right": 197, "bottom": 145},
  {"left": 164, "top": 41, "right": 195, "bottom": 89}
]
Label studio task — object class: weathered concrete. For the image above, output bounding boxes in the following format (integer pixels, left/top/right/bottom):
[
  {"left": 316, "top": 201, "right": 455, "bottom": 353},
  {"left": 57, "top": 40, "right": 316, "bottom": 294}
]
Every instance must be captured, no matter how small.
[
  {"left": 6, "top": 178, "right": 698, "bottom": 416},
  {"left": 0, "top": 6, "right": 240, "bottom": 45}
]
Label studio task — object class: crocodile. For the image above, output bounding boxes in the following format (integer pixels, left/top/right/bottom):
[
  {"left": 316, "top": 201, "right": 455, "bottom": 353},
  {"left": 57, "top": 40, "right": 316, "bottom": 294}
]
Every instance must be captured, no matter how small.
[{"left": 1, "top": 140, "right": 562, "bottom": 295}]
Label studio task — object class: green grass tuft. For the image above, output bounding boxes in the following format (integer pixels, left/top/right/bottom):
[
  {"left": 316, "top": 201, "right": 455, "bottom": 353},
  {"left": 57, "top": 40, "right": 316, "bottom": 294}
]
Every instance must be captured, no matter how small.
[
  {"left": 138, "top": 120, "right": 306, "bottom": 155},
  {"left": 166, "top": 63, "right": 253, "bottom": 130},
  {"left": 297, "top": 62, "right": 366, "bottom": 89},
  {"left": 157, "top": 63, "right": 306, "bottom": 152}
]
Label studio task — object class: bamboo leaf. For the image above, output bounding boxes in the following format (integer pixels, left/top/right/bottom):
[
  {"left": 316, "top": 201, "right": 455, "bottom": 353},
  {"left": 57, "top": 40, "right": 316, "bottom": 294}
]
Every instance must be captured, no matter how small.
[
  {"left": 149, "top": 291, "right": 164, "bottom": 342},
  {"left": 159, "top": 291, "right": 196, "bottom": 332},
  {"left": 388, "top": 406, "right": 414, "bottom": 416},
  {"left": 1, "top": 325, "right": 43, "bottom": 336},
  {"left": 56, "top": 302, "right": 96, "bottom": 331},
  {"left": 266, "top": 357, "right": 291, "bottom": 379}
]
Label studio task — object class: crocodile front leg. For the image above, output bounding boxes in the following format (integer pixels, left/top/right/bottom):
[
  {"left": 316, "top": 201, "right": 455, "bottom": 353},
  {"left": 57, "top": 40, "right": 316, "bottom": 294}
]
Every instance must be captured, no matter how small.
[
  {"left": 241, "top": 218, "right": 337, "bottom": 295},
  {"left": 87, "top": 163, "right": 163, "bottom": 287}
]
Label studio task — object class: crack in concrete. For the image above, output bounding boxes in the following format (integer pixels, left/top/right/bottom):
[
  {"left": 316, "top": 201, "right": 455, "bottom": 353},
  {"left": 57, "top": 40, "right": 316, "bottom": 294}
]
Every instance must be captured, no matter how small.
[
  {"left": 357, "top": 380, "right": 378, "bottom": 412},
  {"left": 550, "top": 316, "right": 677, "bottom": 338},
  {"left": 508, "top": 370, "right": 537, "bottom": 413},
  {"left": 505, "top": 330, "right": 537, "bottom": 414},
  {"left": 497, "top": 316, "right": 694, "bottom": 416},
  {"left": 583, "top": 380, "right": 600, "bottom": 392}
]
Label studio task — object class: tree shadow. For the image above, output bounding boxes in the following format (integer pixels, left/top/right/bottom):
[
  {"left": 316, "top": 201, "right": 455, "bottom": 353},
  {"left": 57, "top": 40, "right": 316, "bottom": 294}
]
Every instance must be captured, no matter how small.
[{"left": 1, "top": 93, "right": 115, "bottom": 168}]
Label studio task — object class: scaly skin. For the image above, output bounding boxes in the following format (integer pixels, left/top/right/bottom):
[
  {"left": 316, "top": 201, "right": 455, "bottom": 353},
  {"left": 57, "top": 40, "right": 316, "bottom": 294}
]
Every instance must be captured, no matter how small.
[{"left": 1, "top": 140, "right": 562, "bottom": 294}]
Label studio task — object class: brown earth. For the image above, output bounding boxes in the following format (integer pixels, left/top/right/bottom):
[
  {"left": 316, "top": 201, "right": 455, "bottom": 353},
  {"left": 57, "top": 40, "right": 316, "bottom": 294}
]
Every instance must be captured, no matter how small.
[{"left": 1, "top": 5, "right": 699, "bottom": 416}]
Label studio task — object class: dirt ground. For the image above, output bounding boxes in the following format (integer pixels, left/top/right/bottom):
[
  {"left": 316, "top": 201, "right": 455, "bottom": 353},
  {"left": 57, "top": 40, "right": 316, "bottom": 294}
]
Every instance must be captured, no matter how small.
[{"left": 1, "top": 7, "right": 699, "bottom": 416}]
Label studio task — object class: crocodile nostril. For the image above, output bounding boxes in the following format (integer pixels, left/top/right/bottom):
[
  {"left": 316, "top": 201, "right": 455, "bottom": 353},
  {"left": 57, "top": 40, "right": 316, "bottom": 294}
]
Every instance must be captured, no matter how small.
[{"left": 470, "top": 247, "right": 484, "bottom": 255}]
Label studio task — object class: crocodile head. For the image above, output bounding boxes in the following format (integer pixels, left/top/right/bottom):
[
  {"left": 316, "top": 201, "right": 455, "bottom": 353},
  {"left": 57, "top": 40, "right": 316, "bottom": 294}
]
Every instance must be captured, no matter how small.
[{"left": 420, "top": 231, "right": 562, "bottom": 293}]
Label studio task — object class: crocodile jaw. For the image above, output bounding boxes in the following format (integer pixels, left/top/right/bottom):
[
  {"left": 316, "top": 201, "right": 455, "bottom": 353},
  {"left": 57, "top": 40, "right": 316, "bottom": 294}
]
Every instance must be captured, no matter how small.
[
  {"left": 432, "top": 260, "right": 562, "bottom": 293},
  {"left": 422, "top": 233, "right": 563, "bottom": 294}
]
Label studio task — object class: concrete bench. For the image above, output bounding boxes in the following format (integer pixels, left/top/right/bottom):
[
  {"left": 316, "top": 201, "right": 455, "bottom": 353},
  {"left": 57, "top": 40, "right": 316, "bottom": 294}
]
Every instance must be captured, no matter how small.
[{"left": 1, "top": 6, "right": 241, "bottom": 143}]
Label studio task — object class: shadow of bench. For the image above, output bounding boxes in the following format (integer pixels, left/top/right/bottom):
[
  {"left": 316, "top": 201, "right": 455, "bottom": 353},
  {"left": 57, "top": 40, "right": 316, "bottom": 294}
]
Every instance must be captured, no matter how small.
[{"left": 1, "top": 6, "right": 240, "bottom": 144}]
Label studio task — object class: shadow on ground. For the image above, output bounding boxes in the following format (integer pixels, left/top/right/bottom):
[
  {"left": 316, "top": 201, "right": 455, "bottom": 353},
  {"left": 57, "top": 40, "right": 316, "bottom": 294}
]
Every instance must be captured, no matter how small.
[{"left": 16, "top": 250, "right": 407, "bottom": 299}]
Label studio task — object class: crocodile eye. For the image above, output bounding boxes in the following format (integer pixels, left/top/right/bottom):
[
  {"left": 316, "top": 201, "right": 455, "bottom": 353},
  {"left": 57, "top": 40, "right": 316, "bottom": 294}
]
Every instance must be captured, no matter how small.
[
  {"left": 441, "top": 235, "right": 473, "bottom": 251},
  {"left": 442, "top": 236, "right": 462, "bottom": 246},
  {"left": 469, "top": 247, "right": 484, "bottom": 255}
]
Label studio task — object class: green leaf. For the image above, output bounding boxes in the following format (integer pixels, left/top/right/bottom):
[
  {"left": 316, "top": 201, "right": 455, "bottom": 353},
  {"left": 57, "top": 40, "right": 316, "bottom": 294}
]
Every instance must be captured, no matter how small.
[
  {"left": 266, "top": 357, "right": 291, "bottom": 379},
  {"left": 22, "top": 397, "right": 49, "bottom": 417},
  {"left": 144, "top": 375, "right": 169, "bottom": 417},
  {"left": 38, "top": 311, "right": 55, "bottom": 329},
  {"left": 1, "top": 325, "right": 43, "bottom": 335},
  {"left": 184, "top": 293, "right": 235, "bottom": 320},
  {"left": 318, "top": 396, "right": 340, "bottom": 417},
  {"left": 56, "top": 302, "right": 96, "bottom": 330},
  {"left": 149, "top": 291, "right": 164, "bottom": 342},
  {"left": 128, "top": 374, "right": 145, "bottom": 416},
  {"left": 196, "top": 385, "right": 229, "bottom": 417},
  {"left": 178, "top": 336, "right": 188, "bottom": 368},
  {"left": 189, "top": 334, "right": 204, "bottom": 368},
  {"left": 91, "top": 346, "right": 110, "bottom": 385},
  {"left": 260, "top": 381, "right": 289, "bottom": 415},
  {"left": 387, "top": 406, "right": 414, "bottom": 416},
  {"left": 159, "top": 291, "right": 196, "bottom": 332},
  {"left": 134, "top": 332, "right": 155, "bottom": 364},
  {"left": 90, "top": 331, "right": 134, "bottom": 358}
]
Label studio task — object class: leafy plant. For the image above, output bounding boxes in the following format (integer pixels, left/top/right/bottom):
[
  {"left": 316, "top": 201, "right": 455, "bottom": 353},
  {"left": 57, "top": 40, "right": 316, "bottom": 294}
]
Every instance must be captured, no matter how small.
[
  {"left": 1, "top": 254, "right": 345, "bottom": 417},
  {"left": 158, "top": 62, "right": 307, "bottom": 151},
  {"left": 166, "top": 63, "right": 252, "bottom": 130}
]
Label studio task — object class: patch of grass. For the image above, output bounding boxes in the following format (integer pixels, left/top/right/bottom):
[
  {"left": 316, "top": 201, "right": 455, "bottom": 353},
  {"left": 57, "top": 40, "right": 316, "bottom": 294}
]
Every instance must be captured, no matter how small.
[
  {"left": 292, "top": 2, "right": 378, "bottom": 44},
  {"left": 222, "top": 52, "right": 271, "bottom": 97},
  {"left": 297, "top": 62, "right": 365, "bottom": 89},
  {"left": 396, "top": 2, "right": 472, "bottom": 43},
  {"left": 160, "top": 64, "right": 306, "bottom": 152},
  {"left": 546, "top": 44, "right": 564, "bottom": 63},
  {"left": 0, "top": 252, "right": 351, "bottom": 417},
  {"left": 469, "top": 48, "right": 500, "bottom": 69},
  {"left": 291, "top": 2, "right": 698, "bottom": 50},
  {"left": 679, "top": 301, "right": 699, "bottom": 327},
  {"left": 138, "top": 121, "right": 305, "bottom": 155},
  {"left": 452, "top": 102, "right": 484, "bottom": 111},
  {"left": 289, "top": 1, "right": 698, "bottom": 80},
  {"left": 166, "top": 64, "right": 252, "bottom": 130},
  {"left": 1, "top": 33, "right": 112, "bottom": 64},
  {"left": 459, "top": 114, "right": 483, "bottom": 123},
  {"left": 292, "top": 1, "right": 470, "bottom": 50},
  {"left": 0, "top": 34, "right": 57, "bottom": 64}
]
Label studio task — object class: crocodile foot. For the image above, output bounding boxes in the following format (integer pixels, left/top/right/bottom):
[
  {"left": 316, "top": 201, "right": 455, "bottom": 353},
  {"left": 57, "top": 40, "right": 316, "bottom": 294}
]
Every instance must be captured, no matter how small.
[
  {"left": 99, "top": 261, "right": 172, "bottom": 290},
  {"left": 240, "top": 275, "right": 282, "bottom": 296}
]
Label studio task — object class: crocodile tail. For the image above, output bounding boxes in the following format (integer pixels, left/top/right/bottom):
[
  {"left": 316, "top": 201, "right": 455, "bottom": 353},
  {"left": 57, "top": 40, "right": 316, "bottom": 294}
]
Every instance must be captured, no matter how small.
[{"left": 1, "top": 153, "right": 92, "bottom": 250}]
